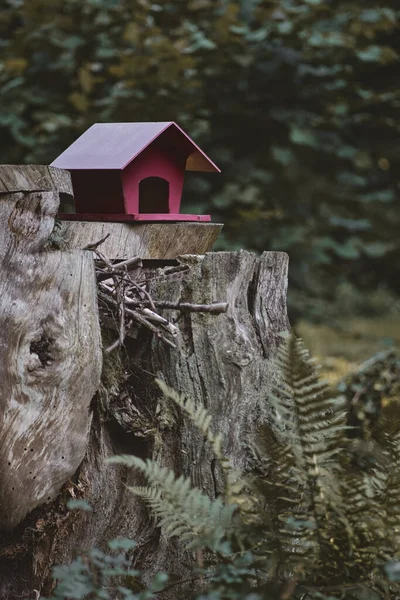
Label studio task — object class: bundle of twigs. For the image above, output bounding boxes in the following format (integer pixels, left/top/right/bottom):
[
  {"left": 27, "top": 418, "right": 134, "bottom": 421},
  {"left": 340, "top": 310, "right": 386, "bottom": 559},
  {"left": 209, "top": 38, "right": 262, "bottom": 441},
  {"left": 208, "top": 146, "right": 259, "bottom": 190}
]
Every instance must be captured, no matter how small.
[{"left": 92, "top": 251, "right": 228, "bottom": 353}]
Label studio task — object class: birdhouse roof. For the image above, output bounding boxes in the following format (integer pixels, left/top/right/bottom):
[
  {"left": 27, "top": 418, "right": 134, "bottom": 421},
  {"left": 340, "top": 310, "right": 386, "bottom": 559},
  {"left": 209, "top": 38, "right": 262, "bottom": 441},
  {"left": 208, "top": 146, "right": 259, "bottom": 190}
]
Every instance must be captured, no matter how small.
[{"left": 51, "top": 122, "right": 220, "bottom": 173}]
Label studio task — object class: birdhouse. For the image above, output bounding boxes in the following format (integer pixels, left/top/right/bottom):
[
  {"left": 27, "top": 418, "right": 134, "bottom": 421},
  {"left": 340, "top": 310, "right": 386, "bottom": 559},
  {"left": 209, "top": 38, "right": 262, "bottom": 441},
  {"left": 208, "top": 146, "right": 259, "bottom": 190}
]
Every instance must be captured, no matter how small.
[{"left": 51, "top": 122, "right": 220, "bottom": 222}]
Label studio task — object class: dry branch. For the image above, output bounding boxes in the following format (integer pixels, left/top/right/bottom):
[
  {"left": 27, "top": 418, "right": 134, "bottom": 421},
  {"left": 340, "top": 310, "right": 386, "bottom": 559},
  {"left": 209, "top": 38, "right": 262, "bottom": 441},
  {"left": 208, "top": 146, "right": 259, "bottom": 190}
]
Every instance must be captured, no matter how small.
[
  {"left": 127, "top": 300, "right": 228, "bottom": 313},
  {"left": 94, "top": 253, "right": 228, "bottom": 352}
]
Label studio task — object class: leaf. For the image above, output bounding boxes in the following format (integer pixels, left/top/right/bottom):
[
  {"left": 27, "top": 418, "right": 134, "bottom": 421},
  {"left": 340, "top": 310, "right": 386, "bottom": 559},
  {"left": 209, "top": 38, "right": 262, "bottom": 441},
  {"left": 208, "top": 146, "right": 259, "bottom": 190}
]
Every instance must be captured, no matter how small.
[
  {"left": 4, "top": 57, "right": 28, "bottom": 74},
  {"left": 108, "top": 538, "right": 137, "bottom": 551},
  {"left": 362, "top": 241, "right": 395, "bottom": 258},
  {"left": 78, "top": 67, "right": 94, "bottom": 94},
  {"left": 384, "top": 560, "right": 400, "bottom": 581},
  {"left": 271, "top": 146, "right": 295, "bottom": 166},
  {"left": 357, "top": 45, "right": 399, "bottom": 64},
  {"left": 68, "top": 92, "right": 89, "bottom": 112},
  {"left": 51, "top": 34, "right": 85, "bottom": 50},
  {"left": 0, "top": 77, "right": 24, "bottom": 95},
  {"left": 149, "top": 572, "right": 169, "bottom": 591},
  {"left": 357, "top": 46, "right": 382, "bottom": 62},
  {"left": 360, "top": 8, "right": 397, "bottom": 24},
  {"left": 289, "top": 127, "right": 318, "bottom": 147},
  {"left": 333, "top": 239, "right": 361, "bottom": 259},
  {"left": 332, "top": 103, "right": 348, "bottom": 116},
  {"left": 245, "top": 28, "right": 268, "bottom": 42},
  {"left": 307, "top": 31, "right": 349, "bottom": 47},
  {"left": 360, "top": 190, "right": 394, "bottom": 204},
  {"left": 329, "top": 217, "right": 371, "bottom": 232},
  {"left": 124, "top": 22, "right": 140, "bottom": 43},
  {"left": 67, "top": 499, "right": 93, "bottom": 512}
]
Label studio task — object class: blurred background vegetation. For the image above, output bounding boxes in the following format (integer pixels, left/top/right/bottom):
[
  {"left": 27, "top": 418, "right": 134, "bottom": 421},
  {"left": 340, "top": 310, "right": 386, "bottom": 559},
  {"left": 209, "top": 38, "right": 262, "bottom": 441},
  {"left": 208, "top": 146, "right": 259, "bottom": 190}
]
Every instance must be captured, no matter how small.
[{"left": 1, "top": 0, "right": 400, "bottom": 371}]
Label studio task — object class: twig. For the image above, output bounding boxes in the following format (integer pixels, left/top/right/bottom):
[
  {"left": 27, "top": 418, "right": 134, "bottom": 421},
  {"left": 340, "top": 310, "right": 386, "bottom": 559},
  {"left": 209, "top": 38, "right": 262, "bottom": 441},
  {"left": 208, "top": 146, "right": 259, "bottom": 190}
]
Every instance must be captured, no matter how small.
[
  {"left": 83, "top": 233, "right": 110, "bottom": 250},
  {"left": 117, "top": 280, "right": 125, "bottom": 349},
  {"left": 95, "top": 251, "right": 226, "bottom": 352},
  {"left": 128, "top": 311, "right": 177, "bottom": 349},
  {"left": 95, "top": 257, "right": 142, "bottom": 283},
  {"left": 125, "top": 277, "right": 156, "bottom": 310},
  {"left": 123, "top": 300, "right": 228, "bottom": 314},
  {"left": 112, "top": 256, "right": 142, "bottom": 271},
  {"left": 105, "top": 337, "right": 122, "bottom": 354},
  {"left": 99, "top": 282, "right": 179, "bottom": 336},
  {"left": 98, "top": 291, "right": 176, "bottom": 348},
  {"left": 140, "top": 308, "right": 179, "bottom": 337}
]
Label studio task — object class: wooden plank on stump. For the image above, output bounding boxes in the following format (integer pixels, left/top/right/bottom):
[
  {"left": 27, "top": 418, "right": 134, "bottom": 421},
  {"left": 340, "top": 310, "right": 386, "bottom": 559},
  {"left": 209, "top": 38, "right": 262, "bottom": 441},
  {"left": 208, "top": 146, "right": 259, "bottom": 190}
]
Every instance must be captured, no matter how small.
[{"left": 61, "top": 221, "right": 223, "bottom": 259}]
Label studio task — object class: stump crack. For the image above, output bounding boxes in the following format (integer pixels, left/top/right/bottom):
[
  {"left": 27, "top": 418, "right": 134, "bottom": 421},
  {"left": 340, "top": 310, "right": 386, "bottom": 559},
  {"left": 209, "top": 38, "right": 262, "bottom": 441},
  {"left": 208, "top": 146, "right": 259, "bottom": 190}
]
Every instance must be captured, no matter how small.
[{"left": 247, "top": 259, "right": 266, "bottom": 357}]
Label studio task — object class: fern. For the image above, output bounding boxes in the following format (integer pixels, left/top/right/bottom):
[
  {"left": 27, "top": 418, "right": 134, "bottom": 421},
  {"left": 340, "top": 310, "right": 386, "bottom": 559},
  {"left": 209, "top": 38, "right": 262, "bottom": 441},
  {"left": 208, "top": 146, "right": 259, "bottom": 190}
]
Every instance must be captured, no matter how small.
[
  {"left": 107, "top": 334, "right": 400, "bottom": 599},
  {"left": 108, "top": 454, "right": 240, "bottom": 550},
  {"left": 155, "top": 380, "right": 224, "bottom": 462},
  {"left": 253, "top": 333, "right": 350, "bottom": 574},
  {"left": 155, "top": 379, "right": 244, "bottom": 505}
]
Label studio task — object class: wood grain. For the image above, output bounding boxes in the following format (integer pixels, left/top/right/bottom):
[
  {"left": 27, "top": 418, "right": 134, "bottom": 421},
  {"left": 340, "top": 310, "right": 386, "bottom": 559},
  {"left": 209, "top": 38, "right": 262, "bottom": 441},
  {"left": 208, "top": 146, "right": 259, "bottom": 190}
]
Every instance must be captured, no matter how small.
[
  {"left": 61, "top": 220, "right": 223, "bottom": 259},
  {"left": 0, "top": 249, "right": 289, "bottom": 598},
  {"left": 0, "top": 165, "right": 72, "bottom": 195},
  {"left": 0, "top": 167, "right": 101, "bottom": 531},
  {"left": 0, "top": 169, "right": 289, "bottom": 600}
]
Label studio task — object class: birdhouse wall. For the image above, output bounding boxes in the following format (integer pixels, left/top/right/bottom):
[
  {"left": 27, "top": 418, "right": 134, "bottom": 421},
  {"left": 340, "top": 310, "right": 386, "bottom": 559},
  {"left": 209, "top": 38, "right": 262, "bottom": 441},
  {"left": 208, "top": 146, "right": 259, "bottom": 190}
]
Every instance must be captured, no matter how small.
[
  {"left": 71, "top": 171, "right": 125, "bottom": 214},
  {"left": 122, "top": 144, "right": 186, "bottom": 215}
]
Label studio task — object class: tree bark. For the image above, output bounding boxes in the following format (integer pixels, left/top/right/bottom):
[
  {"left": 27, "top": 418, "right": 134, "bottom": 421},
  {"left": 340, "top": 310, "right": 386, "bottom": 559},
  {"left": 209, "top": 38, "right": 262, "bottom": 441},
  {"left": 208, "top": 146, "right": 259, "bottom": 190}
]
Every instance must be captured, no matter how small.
[
  {"left": 0, "top": 167, "right": 289, "bottom": 600},
  {"left": 0, "top": 166, "right": 102, "bottom": 533}
]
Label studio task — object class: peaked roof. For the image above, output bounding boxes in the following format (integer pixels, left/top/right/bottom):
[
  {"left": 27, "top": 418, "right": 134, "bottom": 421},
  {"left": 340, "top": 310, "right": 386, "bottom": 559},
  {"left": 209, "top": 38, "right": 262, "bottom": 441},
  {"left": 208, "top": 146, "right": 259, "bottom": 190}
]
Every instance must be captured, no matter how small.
[{"left": 50, "top": 122, "right": 220, "bottom": 172}]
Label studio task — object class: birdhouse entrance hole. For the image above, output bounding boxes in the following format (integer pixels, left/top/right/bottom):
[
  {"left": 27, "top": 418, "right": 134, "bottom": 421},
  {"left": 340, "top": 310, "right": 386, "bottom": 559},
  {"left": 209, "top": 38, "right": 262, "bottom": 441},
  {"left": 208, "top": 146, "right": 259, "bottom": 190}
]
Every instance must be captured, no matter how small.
[{"left": 139, "top": 177, "right": 170, "bottom": 214}]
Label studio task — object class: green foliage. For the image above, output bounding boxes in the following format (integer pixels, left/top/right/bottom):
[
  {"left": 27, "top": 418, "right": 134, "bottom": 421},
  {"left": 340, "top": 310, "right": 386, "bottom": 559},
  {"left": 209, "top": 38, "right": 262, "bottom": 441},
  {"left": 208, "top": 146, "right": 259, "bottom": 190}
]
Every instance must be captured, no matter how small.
[
  {"left": 1, "top": 0, "right": 400, "bottom": 318},
  {"left": 250, "top": 334, "right": 349, "bottom": 573},
  {"left": 155, "top": 380, "right": 241, "bottom": 501},
  {"left": 338, "top": 349, "right": 400, "bottom": 441},
  {"left": 110, "top": 332, "right": 400, "bottom": 598},
  {"left": 108, "top": 454, "right": 240, "bottom": 550},
  {"left": 44, "top": 536, "right": 168, "bottom": 600},
  {"left": 47, "top": 334, "right": 400, "bottom": 598}
]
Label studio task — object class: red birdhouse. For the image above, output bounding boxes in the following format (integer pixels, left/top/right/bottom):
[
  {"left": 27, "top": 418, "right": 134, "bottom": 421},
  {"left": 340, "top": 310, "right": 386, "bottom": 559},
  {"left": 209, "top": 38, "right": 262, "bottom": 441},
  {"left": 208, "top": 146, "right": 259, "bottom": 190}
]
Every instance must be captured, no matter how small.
[{"left": 51, "top": 122, "right": 220, "bottom": 222}]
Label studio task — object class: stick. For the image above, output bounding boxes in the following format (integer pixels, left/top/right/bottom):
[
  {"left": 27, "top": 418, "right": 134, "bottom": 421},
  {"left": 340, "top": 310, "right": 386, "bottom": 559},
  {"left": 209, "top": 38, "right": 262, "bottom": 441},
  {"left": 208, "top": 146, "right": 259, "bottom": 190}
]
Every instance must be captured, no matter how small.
[
  {"left": 123, "top": 300, "right": 228, "bottom": 314},
  {"left": 99, "top": 283, "right": 227, "bottom": 315},
  {"left": 83, "top": 233, "right": 111, "bottom": 250},
  {"left": 112, "top": 256, "right": 142, "bottom": 271},
  {"left": 98, "top": 292, "right": 176, "bottom": 349},
  {"left": 140, "top": 308, "right": 179, "bottom": 337}
]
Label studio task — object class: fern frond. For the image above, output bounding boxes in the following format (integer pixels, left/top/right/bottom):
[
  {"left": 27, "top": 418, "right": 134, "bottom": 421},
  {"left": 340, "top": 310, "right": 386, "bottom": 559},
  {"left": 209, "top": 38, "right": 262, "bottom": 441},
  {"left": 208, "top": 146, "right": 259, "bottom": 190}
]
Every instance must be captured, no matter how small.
[
  {"left": 109, "top": 454, "right": 241, "bottom": 550},
  {"left": 270, "top": 334, "right": 347, "bottom": 479},
  {"left": 251, "top": 333, "right": 351, "bottom": 575},
  {"left": 156, "top": 379, "right": 222, "bottom": 457},
  {"left": 155, "top": 379, "right": 242, "bottom": 504}
]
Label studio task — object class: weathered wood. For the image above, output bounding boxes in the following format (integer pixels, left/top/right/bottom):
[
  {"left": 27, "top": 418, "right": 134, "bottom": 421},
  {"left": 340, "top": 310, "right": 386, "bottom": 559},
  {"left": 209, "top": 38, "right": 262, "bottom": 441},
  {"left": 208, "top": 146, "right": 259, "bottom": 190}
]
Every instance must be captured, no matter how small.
[
  {"left": 61, "top": 220, "right": 223, "bottom": 259},
  {"left": 0, "top": 166, "right": 102, "bottom": 532},
  {"left": 0, "top": 165, "right": 73, "bottom": 196},
  {"left": 0, "top": 166, "right": 289, "bottom": 600},
  {"left": 0, "top": 245, "right": 288, "bottom": 599}
]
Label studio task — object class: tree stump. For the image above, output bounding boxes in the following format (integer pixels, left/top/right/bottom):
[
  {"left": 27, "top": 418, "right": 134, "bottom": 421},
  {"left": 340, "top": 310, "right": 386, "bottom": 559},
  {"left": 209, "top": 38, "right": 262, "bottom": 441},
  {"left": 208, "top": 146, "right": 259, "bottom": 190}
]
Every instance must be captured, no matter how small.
[
  {"left": 0, "top": 166, "right": 289, "bottom": 600},
  {"left": 0, "top": 166, "right": 102, "bottom": 532}
]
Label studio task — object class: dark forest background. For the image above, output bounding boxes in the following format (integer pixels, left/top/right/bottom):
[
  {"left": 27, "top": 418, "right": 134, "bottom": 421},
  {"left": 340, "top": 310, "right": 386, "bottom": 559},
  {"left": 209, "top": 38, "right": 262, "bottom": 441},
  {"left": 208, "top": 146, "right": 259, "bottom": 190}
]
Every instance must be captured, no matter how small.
[{"left": 1, "top": 0, "right": 399, "bottom": 361}]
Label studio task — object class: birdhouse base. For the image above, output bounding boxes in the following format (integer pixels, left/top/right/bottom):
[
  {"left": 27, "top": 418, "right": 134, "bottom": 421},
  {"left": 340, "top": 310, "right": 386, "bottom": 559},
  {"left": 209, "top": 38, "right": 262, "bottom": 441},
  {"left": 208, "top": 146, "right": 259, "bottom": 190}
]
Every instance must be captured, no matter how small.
[{"left": 58, "top": 213, "right": 211, "bottom": 223}]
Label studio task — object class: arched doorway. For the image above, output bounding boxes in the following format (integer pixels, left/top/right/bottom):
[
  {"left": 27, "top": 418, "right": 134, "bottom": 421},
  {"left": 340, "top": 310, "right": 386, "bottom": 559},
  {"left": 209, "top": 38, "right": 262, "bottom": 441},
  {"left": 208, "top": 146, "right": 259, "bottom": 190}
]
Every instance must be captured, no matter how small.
[{"left": 139, "top": 177, "right": 170, "bottom": 214}]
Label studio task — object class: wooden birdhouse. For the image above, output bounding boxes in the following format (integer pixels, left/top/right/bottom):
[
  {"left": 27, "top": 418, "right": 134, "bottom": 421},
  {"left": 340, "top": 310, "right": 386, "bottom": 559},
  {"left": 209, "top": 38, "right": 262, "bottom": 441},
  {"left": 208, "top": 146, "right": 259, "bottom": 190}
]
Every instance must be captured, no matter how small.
[{"left": 51, "top": 122, "right": 220, "bottom": 222}]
